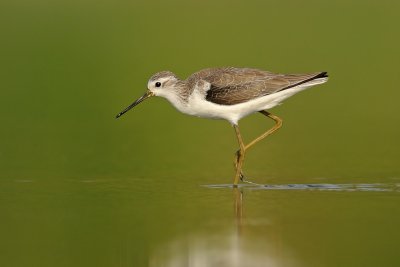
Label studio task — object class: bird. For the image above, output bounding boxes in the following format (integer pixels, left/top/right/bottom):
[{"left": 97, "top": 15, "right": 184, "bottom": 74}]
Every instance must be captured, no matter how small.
[{"left": 116, "top": 67, "right": 328, "bottom": 186}]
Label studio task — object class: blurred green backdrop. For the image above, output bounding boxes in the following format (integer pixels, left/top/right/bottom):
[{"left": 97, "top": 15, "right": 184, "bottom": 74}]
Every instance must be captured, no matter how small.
[
  {"left": 1, "top": 0, "right": 399, "bottom": 266},
  {"left": 1, "top": 0, "right": 399, "bottom": 181}
]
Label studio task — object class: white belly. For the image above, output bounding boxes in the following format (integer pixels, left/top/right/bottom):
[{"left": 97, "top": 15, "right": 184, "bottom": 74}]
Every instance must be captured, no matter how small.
[
  {"left": 163, "top": 78, "right": 327, "bottom": 125},
  {"left": 180, "top": 79, "right": 324, "bottom": 124}
]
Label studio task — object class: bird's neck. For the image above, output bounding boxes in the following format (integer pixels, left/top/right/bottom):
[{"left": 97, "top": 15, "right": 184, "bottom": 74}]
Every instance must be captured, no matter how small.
[
  {"left": 158, "top": 81, "right": 192, "bottom": 113},
  {"left": 174, "top": 80, "right": 191, "bottom": 101}
]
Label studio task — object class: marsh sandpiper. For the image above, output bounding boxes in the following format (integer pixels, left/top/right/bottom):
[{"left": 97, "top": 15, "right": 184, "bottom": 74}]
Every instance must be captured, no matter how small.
[{"left": 116, "top": 67, "right": 328, "bottom": 186}]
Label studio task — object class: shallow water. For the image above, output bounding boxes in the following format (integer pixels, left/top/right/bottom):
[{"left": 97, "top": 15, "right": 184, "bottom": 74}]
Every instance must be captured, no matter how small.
[{"left": 1, "top": 176, "right": 400, "bottom": 267}]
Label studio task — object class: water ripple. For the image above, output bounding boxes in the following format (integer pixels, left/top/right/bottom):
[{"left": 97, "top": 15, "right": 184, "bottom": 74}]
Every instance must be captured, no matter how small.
[{"left": 204, "top": 183, "right": 400, "bottom": 192}]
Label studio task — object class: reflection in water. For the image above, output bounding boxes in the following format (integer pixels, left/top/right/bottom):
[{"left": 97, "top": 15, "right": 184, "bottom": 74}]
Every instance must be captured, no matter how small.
[
  {"left": 233, "top": 187, "right": 243, "bottom": 236},
  {"left": 149, "top": 183, "right": 400, "bottom": 266},
  {"left": 149, "top": 188, "right": 294, "bottom": 267}
]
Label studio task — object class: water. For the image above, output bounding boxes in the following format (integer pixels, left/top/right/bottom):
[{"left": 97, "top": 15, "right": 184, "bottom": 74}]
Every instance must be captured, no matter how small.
[
  {"left": 1, "top": 0, "right": 400, "bottom": 266},
  {"left": 2, "top": 178, "right": 399, "bottom": 266}
]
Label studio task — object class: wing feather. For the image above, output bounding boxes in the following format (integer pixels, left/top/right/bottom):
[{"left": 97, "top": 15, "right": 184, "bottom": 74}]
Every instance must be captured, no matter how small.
[{"left": 188, "top": 67, "right": 326, "bottom": 105}]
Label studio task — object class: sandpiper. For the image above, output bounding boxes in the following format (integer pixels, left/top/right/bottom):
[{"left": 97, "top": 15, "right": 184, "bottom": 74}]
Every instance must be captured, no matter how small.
[{"left": 116, "top": 67, "right": 328, "bottom": 185}]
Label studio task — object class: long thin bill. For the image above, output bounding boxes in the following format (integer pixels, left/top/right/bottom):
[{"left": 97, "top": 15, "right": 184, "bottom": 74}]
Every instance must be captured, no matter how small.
[{"left": 115, "top": 91, "right": 154, "bottom": 119}]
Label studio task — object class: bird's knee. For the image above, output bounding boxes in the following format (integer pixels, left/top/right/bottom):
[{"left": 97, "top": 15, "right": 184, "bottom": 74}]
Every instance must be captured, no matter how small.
[
  {"left": 276, "top": 119, "right": 283, "bottom": 128},
  {"left": 235, "top": 149, "right": 245, "bottom": 159}
]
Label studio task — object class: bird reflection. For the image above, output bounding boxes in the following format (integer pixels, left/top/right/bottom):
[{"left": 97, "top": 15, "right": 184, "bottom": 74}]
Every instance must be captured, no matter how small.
[{"left": 149, "top": 187, "right": 290, "bottom": 267}]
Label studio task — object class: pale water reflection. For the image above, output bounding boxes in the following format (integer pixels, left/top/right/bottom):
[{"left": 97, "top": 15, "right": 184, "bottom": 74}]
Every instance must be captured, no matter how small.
[
  {"left": 150, "top": 188, "right": 297, "bottom": 267},
  {"left": 149, "top": 183, "right": 400, "bottom": 267}
]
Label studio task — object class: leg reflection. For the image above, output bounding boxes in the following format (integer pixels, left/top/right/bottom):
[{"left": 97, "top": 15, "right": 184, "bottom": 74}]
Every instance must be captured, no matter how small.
[
  {"left": 150, "top": 187, "right": 287, "bottom": 267},
  {"left": 233, "top": 187, "right": 243, "bottom": 235}
]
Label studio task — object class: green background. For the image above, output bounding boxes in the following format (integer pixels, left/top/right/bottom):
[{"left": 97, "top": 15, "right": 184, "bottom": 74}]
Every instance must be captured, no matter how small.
[{"left": 1, "top": 0, "right": 399, "bottom": 266}]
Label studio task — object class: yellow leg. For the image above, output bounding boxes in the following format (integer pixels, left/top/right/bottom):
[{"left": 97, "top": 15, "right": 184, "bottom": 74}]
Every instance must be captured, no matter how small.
[
  {"left": 233, "top": 150, "right": 245, "bottom": 181},
  {"left": 245, "top": 111, "right": 283, "bottom": 151},
  {"left": 233, "top": 124, "right": 245, "bottom": 186},
  {"left": 232, "top": 110, "right": 283, "bottom": 185}
]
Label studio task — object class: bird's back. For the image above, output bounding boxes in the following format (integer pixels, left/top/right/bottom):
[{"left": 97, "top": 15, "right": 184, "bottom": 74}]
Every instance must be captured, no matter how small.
[{"left": 187, "top": 67, "right": 327, "bottom": 105}]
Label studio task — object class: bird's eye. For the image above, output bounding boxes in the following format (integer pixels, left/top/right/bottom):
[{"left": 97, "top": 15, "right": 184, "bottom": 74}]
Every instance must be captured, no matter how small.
[{"left": 155, "top": 82, "right": 161, "bottom": 88}]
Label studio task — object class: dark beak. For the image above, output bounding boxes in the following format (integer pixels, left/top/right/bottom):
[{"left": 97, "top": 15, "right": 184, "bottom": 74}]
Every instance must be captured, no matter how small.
[{"left": 115, "top": 90, "right": 154, "bottom": 119}]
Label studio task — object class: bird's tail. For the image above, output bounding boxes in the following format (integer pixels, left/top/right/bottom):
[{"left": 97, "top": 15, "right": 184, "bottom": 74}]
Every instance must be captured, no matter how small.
[{"left": 301, "top": 71, "right": 328, "bottom": 87}]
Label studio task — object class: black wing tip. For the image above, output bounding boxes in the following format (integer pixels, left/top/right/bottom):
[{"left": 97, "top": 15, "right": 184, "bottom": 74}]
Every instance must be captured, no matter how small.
[{"left": 317, "top": 71, "right": 328, "bottom": 78}]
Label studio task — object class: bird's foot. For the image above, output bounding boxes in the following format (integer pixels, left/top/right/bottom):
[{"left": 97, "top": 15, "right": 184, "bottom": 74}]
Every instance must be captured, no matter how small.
[{"left": 240, "top": 174, "right": 262, "bottom": 186}]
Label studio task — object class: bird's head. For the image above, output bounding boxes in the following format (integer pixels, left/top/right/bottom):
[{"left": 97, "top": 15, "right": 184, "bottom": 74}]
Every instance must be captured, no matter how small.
[
  {"left": 147, "top": 71, "right": 178, "bottom": 96},
  {"left": 115, "top": 71, "right": 178, "bottom": 119}
]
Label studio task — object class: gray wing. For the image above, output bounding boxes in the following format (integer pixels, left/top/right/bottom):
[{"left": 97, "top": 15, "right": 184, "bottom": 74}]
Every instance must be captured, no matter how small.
[{"left": 191, "top": 67, "right": 327, "bottom": 105}]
